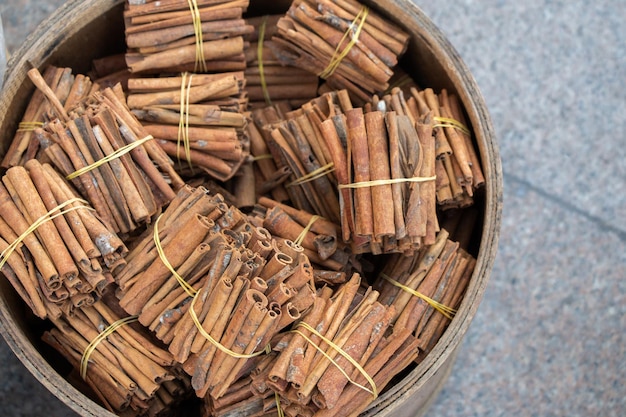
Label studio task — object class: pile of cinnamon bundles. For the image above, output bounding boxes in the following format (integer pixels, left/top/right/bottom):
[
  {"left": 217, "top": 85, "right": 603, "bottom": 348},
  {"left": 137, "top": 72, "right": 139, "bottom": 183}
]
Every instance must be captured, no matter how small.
[
  {"left": 272, "top": 0, "right": 409, "bottom": 104},
  {"left": 124, "top": 0, "right": 253, "bottom": 74},
  {"left": 244, "top": 15, "right": 319, "bottom": 109},
  {"left": 43, "top": 294, "right": 191, "bottom": 416},
  {"left": 0, "top": 160, "right": 126, "bottom": 319},
  {"left": 0, "top": 1, "right": 490, "bottom": 416},
  {"left": 126, "top": 72, "right": 249, "bottom": 181}
]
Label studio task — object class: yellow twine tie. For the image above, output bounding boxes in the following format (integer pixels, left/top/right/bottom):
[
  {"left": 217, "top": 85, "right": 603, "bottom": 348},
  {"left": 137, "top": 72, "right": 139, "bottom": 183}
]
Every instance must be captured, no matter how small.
[
  {"left": 0, "top": 198, "right": 93, "bottom": 270},
  {"left": 293, "top": 322, "right": 378, "bottom": 399},
  {"left": 66, "top": 135, "right": 154, "bottom": 180},
  {"left": 433, "top": 116, "right": 471, "bottom": 136},
  {"left": 258, "top": 16, "right": 273, "bottom": 106},
  {"left": 187, "top": 0, "right": 207, "bottom": 72},
  {"left": 153, "top": 214, "right": 197, "bottom": 298},
  {"left": 17, "top": 121, "right": 44, "bottom": 132},
  {"left": 80, "top": 315, "right": 139, "bottom": 380},
  {"left": 177, "top": 72, "right": 194, "bottom": 171},
  {"left": 337, "top": 175, "right": 436, "bottom": 189},
  {"left": 275, "top": 392, "right": 285, "bottom": 417},
  {"left": 286, "top": 162, "right": 335, "bottom": 188},
  {"left": 380, "top": 273, "right": 456, "bottom": 319},
  {"left": 294, "top": 215, "right": 321, "bottom": 246},
  {"left": 319, "top": 6, "right": 369, "bottom": 80},
  {"left": 188, "top": 289, "right": 270, "bottom": 359}
]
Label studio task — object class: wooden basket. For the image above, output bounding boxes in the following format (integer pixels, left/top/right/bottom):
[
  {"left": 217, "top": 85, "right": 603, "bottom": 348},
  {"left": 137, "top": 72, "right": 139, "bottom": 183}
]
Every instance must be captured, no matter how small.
[{"left": 0, "top": 1, "right": 502, "bottom": 416}]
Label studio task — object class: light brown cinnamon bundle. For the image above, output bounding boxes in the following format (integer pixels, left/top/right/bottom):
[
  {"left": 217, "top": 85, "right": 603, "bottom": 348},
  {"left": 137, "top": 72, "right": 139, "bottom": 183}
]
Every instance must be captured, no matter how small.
[
  {"left": 124, "top": 0, "right": 253, "bottom": 74},
  {"left": 260, "top": 274, "right": 420, "bottom": 417},
  {"left": 279, "top": 90, "right": 437, "bottom": 255},
  {"left": 42, "top": 294, "right": 191, "bottom": 416},
  {"left": 383, "top": 86, "right": 485, "bottom": 209},
  {"left": 249, "top": 99, "right": 342, "bottom": 226},
  {"left": 271, "top": 0, "right": 409, "bottom": 104},
  {"left": 113, "top": 185, "right": 317, "bottom": 400},
  {"left": 376, "top": 228, "right": 475, "bottom": 358},
  {"left": 126, "top": 72, "right": 250, "bottom": 181},
  {"left": 1, "top": 66, "right": 97, "bottom": 168},
  {"left": 22, "top": 67, "right": 183, "bottom": 235},
  {"left": 244, "top": 15, "right": 318, "bottom": 109},
  {"left": 248, "top": 89, "right": 440, "bottom": 255},
  {"left": 0, "top": 160, "right": 127, "bottom": 319}
]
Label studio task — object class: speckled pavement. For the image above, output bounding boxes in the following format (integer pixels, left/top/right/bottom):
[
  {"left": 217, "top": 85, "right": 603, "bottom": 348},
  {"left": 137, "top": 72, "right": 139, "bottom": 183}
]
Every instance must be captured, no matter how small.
[{"left": 0, "top": 1, "right": 624, "bottom": 416}]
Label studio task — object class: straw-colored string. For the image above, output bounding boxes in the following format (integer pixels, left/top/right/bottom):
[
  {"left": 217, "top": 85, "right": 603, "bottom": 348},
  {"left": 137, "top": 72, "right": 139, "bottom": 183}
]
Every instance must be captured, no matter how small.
[
  {"left": 80, "top": 315, "right": 139, "bottom": 380},
  {"left": 17, "top": 121, "right": 44, "bottom": 132},
  {"left": 294, "top": 215, "right": 321, "bottom": 246},
  {"left": 188, "top": 289, "right": 271, "bottom": 359},
  {"left": 433, "top": 116, "right": 471, "bottom": 136},
  {"left": 177, "top": 72, "right": 194, "bottom": 171},
  {"left": 153, "top": 214, "right": 197, "bottom": 298},
  {"left": 338, "top": 175, "right": 436, "bottom": 189},
  {"left": 258, "top": 16, "right": 273, "bottom": 106},
  {"left": 66, "top": 135, "right": 154, "bottom": 180},
  {"left": 187, "top": 0, "right": 207, "bottom": 72},
  {"left": 319, "top": 6, "right": 369, "bottom": 80},
  {"left": 380, "top": 273, "right": 456, "bottom": 319},
  {"left": 0, "top": 198, "right": 93, "bottom": 270},
  {"left": 286, "top": 162, "right": 335, "bottom": 187},
  {"left": 293, "top": 321, "right": 378, "bottom": 399},
  {"left": 275, "top": 392, "right": 285, "bottom": 417}
]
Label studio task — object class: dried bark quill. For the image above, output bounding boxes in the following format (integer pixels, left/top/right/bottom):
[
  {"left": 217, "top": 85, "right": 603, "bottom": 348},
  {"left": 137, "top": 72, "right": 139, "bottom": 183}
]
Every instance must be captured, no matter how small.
[{"left": 0, "top": 0, "right": 488, "bottom": 416}]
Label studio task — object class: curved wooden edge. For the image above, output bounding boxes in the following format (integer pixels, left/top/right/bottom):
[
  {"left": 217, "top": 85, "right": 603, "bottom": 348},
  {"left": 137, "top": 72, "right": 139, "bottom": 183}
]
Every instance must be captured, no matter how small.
[
  {"left": 0, "top": 3, "right": 123, "bottom": 416},
  {"left": 362, "top": 1, "right": 502, "bottom": 415}
]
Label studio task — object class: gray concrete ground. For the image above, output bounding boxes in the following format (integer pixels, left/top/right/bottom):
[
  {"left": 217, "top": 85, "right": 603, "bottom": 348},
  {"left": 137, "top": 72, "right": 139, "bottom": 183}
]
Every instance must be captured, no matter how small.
[{"left": 0, "top": 0, "right": 624, "bottom": 416}]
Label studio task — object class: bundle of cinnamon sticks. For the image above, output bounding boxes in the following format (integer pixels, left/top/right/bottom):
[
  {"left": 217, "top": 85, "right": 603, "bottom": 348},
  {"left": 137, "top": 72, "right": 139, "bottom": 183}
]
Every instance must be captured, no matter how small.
[
  {"left": 42, "top": 294, "right": 191, "bottom": 415},
  {"left": 210, "top": 274, "right": 421, "bottom": 417},
  {"left": 1, "top": 66, "right": 96, "bottom": 168},
  {"left": 126, "top": 72, "right": 249, "bottom": 181},
  {"left": 22, "top": 67, "right": 184, "bottom": 235},
  {"left": 0, "top": 160, "right": 127, "bottom": 319},
  {"left": 244, "top": 15, "right": 318, "bottom": 109},
  {"left": 249, "top": 101, "right": 342, "bottom": 226},
  {"left": 247, "top": 103, "right": 293, "bottom": 204},
  {"left": 272, "top": 0, "right": 409, "bottom": 104},
  {"left": 124, "top": 0, "right": 253, "bottom": 74},
  {"left": 260, "top": 89, "right": 437, "bottom": 255},
  {"left": 376, "top": 228, "right": 475, "bottom": 357},
  {"left": 379, "top": 86, "right": 485, "bottom": 209},
  {"left": 114, "top": 185, "right": 318, "bottom": 399}
]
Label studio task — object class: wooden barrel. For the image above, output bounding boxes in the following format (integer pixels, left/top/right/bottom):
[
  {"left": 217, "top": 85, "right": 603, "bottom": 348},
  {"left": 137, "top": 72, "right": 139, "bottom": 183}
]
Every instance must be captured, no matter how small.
[{"left": 0, "top": 1, "right": 502, "bottom": 416}]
